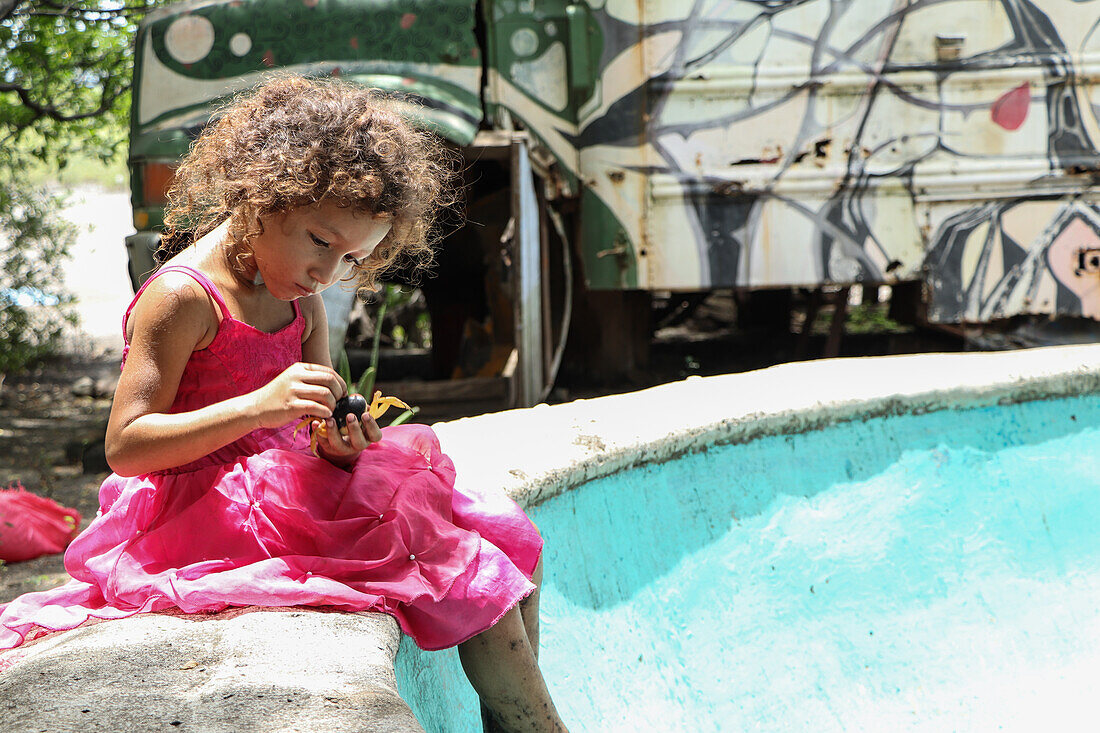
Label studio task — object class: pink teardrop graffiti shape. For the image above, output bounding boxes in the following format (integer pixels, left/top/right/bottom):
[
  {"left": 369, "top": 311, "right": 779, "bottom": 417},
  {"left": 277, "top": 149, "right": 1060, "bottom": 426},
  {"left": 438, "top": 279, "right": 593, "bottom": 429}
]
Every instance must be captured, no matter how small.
[
  {"left": 991, "top": 82, "right": 1030, "bottom": 131},
  {"left": 401, "top": 13, "right": 416, "bottom": 30}
]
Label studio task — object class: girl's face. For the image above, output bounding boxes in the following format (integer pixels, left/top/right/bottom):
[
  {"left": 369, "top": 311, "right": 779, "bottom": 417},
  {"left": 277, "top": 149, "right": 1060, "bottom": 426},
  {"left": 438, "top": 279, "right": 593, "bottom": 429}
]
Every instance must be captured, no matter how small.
[{"left": 249, "top": 201, "right": 392, "bottom": 300}]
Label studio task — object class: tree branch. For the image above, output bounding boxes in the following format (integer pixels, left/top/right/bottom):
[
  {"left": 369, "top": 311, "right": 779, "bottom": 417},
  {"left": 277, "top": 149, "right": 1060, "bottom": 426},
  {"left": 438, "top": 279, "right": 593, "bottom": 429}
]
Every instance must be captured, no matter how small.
[
  {"left": 0, "top": 0, "right": 29, "bottom": 23},
  {"left": 0, "top": 80, "right": 125, "bottom": 125},
  {"left": 33, "top": 0, "right": 154, "bottom": 18},
  {"left": 6, "top": 0, "right": 154, "bottom": 23}
]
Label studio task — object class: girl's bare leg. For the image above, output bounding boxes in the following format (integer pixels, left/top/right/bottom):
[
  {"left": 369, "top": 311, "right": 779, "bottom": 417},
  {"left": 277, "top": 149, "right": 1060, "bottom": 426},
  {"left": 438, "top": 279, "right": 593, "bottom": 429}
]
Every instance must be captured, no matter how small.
[
  {"left": 458, "top": 605, "right": 567, "bottom": 733},
  {"left": 481, "top": 556, "right": 545, "bottom": 731},
  {"left": 478, "top": 556, "right": 547, "bottom": 732},
  {"left": 518, "top": 555, "right": 543, "bottom": 658}
]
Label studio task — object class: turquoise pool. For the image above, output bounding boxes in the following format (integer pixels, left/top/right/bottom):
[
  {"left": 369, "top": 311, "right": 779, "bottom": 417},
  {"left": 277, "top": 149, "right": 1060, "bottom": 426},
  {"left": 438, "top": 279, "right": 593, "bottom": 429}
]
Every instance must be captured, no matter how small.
[{"left": 397, "top": 391, "right": 1100, "bottom": 731}]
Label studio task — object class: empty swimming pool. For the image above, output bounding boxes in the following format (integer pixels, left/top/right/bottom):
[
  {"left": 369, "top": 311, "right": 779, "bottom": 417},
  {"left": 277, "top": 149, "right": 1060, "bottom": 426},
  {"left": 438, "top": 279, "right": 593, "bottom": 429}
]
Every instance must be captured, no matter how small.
[{"left": 398, "top": 347, "right": 1100, "bottom": 731}]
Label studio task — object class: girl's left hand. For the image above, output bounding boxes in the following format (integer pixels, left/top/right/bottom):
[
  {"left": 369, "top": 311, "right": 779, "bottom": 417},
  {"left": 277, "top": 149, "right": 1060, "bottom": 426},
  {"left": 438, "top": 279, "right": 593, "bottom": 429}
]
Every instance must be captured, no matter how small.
[{"left": 312, "top": 412, "right": 383, "bottom": 467}]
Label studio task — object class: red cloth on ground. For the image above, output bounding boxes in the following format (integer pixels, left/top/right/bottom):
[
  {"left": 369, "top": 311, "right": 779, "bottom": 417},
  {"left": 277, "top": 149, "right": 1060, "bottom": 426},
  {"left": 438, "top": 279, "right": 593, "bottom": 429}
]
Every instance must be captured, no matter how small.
[{"left": 0, "top": 484, "right": 81, "bottom": 563}]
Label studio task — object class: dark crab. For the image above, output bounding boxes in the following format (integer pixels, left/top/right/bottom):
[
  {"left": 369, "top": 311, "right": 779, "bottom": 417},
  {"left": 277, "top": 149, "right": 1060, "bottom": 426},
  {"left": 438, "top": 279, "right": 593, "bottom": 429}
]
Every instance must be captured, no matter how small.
[
  {"left": 331, "top": 393, "right": 368, "bottom": 430},
  {"left": 295, "top": 391, "right": 411, "bottom": 456}
]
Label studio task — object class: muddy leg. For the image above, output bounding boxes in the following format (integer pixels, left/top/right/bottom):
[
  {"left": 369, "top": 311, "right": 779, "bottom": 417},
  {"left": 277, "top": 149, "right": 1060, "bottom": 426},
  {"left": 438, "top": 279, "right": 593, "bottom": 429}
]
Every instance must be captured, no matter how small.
[
  {"left": 518, "top": 555, "right": 543, "bottom": 659},
  {"left": 481, "top": 556, "right": 545, "bottom": 730},
  {"left": 458, "top": 607, "right": 567, "bottom": 733}
]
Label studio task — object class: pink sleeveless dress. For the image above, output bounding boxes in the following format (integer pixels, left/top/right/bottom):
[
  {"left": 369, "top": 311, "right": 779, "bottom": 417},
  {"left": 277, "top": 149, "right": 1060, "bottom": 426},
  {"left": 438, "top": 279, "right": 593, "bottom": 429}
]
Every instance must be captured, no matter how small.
[{"left": 0, "top": 266, "right": 541, "bottom": 653}]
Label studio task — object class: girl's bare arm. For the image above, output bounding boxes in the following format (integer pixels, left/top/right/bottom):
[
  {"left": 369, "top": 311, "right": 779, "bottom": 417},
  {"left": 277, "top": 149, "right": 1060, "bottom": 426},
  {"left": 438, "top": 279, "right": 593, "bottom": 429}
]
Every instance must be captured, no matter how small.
[
  {"left": 105, "top": 276, "right": 344, "bottom": 477},
  {"left": 300, "top": 292, "right": 334, "bottom": 368}
]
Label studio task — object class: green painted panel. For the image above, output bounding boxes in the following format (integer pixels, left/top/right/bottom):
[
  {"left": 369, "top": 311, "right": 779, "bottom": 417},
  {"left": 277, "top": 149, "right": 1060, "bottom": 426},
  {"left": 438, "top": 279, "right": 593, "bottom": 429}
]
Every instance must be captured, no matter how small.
[
  {"left": 132, "top": 0, "right": 482, "bottom": 146},
  {"left": 147, "top": 0, "right": 480, "bottom": 79},
  {"left": 129, "top": 128, "right": 193, "bottom": 160},
  {"left": 578, "top": 187, "right": 638, "bottom": 290},
  {"left": 484, "top": 0, "right": 603, "bottom": 124},
  {"left": 129, "top": 0, "right": 485, "bottom": 220}
]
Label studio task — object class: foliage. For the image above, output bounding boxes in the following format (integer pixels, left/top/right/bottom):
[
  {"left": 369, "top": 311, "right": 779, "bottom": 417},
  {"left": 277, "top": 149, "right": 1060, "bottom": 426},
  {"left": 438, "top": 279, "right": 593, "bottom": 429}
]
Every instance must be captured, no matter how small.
[
  {"left": 0, "top": 0, "right": 159, "bottom": 372},
  {"left": 1, "top": 0, "right": 160, "bottom": 166},
  {"left": 844, "top": 302, "right": 909, "bottom": 335},
  {"left": 335, "top": 286, "right": 421, "bottom": 427},
  {"left": 811, "top": 302, "right": 910, "bottom": 336},
  {"left": 348, "top": 285, "right": 432, "bottom": 351},
  {"left": 17, "top": 135, "right": 128, "bottom": 189},
  {"left": 332, "top": 308, "right": 418, "bottom": 429},
  {"left": 0, "top": 183, "right": 78, "bottom": 373}
]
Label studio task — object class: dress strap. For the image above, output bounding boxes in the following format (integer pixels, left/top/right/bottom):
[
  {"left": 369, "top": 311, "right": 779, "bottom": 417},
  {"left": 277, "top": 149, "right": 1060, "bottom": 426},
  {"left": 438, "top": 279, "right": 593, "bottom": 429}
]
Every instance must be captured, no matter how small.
[{"left": 122, "top": 265, "right": 233, "bottom": 342}]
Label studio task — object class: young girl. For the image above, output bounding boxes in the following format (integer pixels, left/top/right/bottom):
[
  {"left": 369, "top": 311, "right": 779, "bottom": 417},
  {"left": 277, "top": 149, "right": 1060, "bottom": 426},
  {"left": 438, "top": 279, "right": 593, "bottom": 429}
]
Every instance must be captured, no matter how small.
[{"left": 0, "top": 76, "right": 567, "bottom": 732}]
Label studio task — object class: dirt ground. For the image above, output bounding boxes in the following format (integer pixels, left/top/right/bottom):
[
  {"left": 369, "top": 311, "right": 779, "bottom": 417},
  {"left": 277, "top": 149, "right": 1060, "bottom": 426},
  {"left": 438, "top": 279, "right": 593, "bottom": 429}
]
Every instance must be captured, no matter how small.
[
  {"left": 0, "top": 350, "right": 119, "bottom": 603},
  {"left": 0, "top": 185, "right": 132, "bottom": 605}
]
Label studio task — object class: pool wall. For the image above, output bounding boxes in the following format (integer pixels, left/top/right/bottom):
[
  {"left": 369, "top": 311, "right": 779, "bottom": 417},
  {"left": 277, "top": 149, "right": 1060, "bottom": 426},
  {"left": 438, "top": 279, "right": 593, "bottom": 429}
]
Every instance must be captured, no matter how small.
[{"left": 398, "top": 345, "right": 1100, "bottom": 731}]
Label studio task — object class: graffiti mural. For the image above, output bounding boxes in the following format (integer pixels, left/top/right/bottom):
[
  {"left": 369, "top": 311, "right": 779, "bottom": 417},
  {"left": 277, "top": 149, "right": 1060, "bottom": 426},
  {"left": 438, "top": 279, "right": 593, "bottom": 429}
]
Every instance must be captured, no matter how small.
[
  {"left": 130, "top": 0, "right": 1100, "bottom": 323},
  {"left": 486, "top": 0, "right": 1100, "bottom": 321}
]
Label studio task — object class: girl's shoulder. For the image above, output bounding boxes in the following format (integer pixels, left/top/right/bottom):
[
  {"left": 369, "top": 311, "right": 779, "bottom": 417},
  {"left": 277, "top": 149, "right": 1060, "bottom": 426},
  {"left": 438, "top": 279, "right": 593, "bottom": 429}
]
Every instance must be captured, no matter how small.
[
  {"left": 298, "top": 293, "right": 324, "bottom": 342},
  {"left": 125, "top": 267, "right": 224, "bottom": 350}
]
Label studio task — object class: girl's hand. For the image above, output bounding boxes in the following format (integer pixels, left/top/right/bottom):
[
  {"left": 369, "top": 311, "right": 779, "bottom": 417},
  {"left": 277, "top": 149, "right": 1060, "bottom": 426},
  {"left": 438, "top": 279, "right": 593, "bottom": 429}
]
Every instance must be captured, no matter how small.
[
  {"left": 311, "top": 411, "right": 383, "bottom": 468},
  {"left": 251, "top": 362, "right": 346, "bottom": 429}
]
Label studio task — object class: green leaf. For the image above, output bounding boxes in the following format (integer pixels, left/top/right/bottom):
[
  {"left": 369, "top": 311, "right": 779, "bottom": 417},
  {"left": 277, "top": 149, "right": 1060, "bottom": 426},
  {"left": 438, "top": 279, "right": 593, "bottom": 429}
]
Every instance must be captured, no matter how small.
[
  {"left": 336, "top": 348, "right": 351, "bottom": 388},
  {"left": 388, "top": 406, "right": 419, "bottom": 427},
  {"left": 370, "top": 295, "right": 388, "bottom": 375},
  {"left": 358, "top": 288, "right": 390, "bottom": 398},
  {"left": 356, "top": 366, "right": 376, "bottom": 398},
  {"left": 1, "top": 0, "right": 158, "bottom": 172}
]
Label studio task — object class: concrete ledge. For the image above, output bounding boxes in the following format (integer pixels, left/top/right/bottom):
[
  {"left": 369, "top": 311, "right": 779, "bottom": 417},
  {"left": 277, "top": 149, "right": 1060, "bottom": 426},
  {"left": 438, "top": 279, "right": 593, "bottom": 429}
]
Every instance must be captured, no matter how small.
[
  {"left": 0, "top": 607, "right": 422, "bottom": 733},
  {"left": 435, "top": 345, "right": 1100, "bottom": 510}
]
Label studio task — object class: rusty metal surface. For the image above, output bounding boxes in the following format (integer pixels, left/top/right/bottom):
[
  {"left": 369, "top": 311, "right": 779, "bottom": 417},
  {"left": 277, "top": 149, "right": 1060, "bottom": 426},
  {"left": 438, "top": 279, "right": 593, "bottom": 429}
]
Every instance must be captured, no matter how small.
[{"left": 485, "top": 1, "right": 1100, "bottom": 321}]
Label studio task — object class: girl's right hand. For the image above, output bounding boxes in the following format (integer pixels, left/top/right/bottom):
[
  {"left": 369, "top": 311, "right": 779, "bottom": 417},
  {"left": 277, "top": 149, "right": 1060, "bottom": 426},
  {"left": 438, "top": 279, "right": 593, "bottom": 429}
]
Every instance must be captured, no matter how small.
[{"left": 250, "top": 362, "right": 347, "bottom": 429}]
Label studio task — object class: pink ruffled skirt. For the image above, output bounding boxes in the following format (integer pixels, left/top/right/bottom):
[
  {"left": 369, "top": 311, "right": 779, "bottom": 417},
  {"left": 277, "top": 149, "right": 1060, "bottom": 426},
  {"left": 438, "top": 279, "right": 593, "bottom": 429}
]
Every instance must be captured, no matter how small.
[{"left": 0, "top": 424, "right": 541, "bottom": 652}]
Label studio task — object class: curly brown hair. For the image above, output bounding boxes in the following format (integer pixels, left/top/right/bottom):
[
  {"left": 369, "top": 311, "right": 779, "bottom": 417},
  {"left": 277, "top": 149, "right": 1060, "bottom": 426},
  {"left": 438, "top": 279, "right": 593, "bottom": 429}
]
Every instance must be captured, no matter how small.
[{"left": 159, "top": 74, "right": 457, "bottom": 290}]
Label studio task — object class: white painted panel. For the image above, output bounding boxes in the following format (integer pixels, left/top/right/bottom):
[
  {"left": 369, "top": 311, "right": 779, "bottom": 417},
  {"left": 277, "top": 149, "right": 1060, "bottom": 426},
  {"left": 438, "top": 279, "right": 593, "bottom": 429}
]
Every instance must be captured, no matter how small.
[
  {"left": 510, "top": 41, "right": 568, "bottom": 112},
  {"left": 891, "top": 0, "right": 1013, "bottom": 65},
  {"left": 745, "top": 197, "right": 827, "bottom": 286},
  {"left": 642, "top": 206, "right": 706, "bottom": 289}
]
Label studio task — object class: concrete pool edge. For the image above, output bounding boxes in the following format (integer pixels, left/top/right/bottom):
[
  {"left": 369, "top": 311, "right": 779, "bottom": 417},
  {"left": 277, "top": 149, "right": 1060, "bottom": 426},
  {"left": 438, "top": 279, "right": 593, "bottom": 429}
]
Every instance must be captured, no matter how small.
[{"left": 433, "top": 344, "right": 1100, "bottom": 510}]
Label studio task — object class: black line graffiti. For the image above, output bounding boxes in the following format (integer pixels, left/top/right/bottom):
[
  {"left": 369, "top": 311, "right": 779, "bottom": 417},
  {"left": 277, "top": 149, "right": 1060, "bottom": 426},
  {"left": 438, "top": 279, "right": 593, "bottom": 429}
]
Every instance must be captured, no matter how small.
[{"left": 565, "top": 0, "right": 1100, "bottom": 322}]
